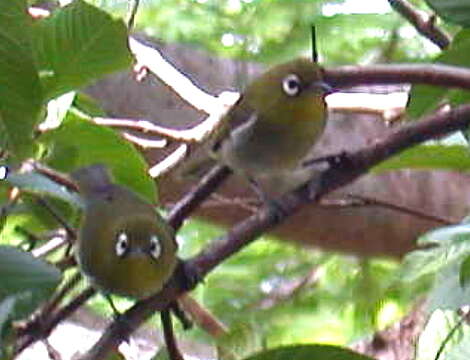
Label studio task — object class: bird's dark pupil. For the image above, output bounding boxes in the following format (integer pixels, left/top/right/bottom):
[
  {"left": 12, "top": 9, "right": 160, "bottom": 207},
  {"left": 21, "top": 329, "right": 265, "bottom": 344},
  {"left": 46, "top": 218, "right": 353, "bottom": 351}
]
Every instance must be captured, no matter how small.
[{"left": 288, "top": 80, "right": 298, "bottom": 89}]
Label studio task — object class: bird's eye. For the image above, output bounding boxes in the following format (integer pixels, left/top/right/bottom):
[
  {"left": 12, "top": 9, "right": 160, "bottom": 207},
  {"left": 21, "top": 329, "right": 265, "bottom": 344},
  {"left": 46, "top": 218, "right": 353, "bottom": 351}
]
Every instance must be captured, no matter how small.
[
  {"left": 149, "top": 235, "right": 161, "bottom": 260},
  {"left": 282, "top": 74, "right": 301, "bottom": 96},
  {"left": 115, "top": 232, "right": 129, "bottom": 257}
]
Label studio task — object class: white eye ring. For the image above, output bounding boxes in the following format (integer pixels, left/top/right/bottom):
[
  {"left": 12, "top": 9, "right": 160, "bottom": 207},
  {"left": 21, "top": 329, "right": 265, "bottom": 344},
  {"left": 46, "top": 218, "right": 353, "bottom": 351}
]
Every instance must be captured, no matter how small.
[
  {"left": 149, "top": 235, "right": 161, "bottom": 259},
  {"left": 115, "top": 232, "right": 129, "bottom": 257},
  {"left": 282, "top": 74, "right": 301, "bottom": 96}
]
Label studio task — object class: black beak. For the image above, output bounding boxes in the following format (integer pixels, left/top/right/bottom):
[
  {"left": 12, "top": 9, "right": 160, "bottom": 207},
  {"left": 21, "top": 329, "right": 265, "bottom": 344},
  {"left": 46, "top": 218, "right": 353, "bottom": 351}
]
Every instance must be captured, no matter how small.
[{"left": 308, "top": 80, "right": 335, "bottom": 95}]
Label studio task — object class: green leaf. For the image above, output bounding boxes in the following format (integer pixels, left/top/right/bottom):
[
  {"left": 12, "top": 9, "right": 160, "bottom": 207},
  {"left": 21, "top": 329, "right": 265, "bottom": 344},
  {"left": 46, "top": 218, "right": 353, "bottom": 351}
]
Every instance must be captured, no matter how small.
[
  {"left": 242, "top": 344, "right": 375, "bottom": 360},
  {"left": 372, "top": 144, "right": 470, "bottom": 173},
  {"left": 400, "top": 223, "right": 470, "bottom": 283},
  {"left": 39, "top": 112, "right": 157, "bottom": 202},
  {"left": 428, "top": 263, "right": 470, "bottom": 312},
  {"left": 408, "top": 29, "right": 470, "bottom": 118},
  {"left": 0, "top": 0, "right": 43, "bottom": 159},
  {"left": 0, "top": 296, "right": 16, "bottom": 348},
  {"left": 425, "top": 0, "right": 470, "bottom": 26},
  {"left": 0, "top": 246, "right": 61, "bottom": 319},
  {"left": 32, "top": 0, "right": 132, "bottom": 100},
  {"left": 459, "top": 255, "right": 470, "bottom": 288},
  {"left": 6, "top": 171, "right": 83, "bottom": 209}
]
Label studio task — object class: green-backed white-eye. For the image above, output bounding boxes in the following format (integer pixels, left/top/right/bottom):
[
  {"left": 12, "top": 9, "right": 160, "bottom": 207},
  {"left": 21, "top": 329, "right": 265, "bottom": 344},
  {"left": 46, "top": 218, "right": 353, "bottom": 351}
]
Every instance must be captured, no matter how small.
[
  {"left": 72, "top": 164, "right": 177, "bottom": 299},
  {"left": 188, "top": 57, "right": 331, "bottom": 198}
]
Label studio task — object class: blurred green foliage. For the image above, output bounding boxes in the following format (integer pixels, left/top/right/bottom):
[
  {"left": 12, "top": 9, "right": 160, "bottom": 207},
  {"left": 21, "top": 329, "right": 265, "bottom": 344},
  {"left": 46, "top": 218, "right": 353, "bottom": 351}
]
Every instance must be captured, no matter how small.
[{"left": 3, "top": 0, "right": 470, "bottom": 359}]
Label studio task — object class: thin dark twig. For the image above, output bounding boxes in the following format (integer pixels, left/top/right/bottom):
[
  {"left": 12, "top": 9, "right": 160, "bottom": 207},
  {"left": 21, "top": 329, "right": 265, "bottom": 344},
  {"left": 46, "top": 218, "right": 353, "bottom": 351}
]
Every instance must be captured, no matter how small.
[
  {"left": 388, "top": 0, "right": 451, "bottom": 49},
  {"left": 41, "top": 272, "right": 83, "bottom": 320},
  {"left": 15, "top": 287, "right": 96, "bottom": 356},
  {"left": 31, "top": 162, "right": 77, "bottom": 192},
  {"left": 167, "top": 165, "right": 232, "bottom": 231},
  {"left": 345, "top": 193, "right": 455, "bottom": 225},
  {"left": 161, "top": 310, "right": 185, "bottom": 360},
  {"left": 127, "top": 0, "right": 140, "bottom": 30},
  {"left": 35, "top": 196, "right": 76, "bottom": 241},
  {"left": 311, "top": 25, "right": 318, "bottom": 62},
  {"left": 434, "top": 310, "right": 470, "bottom": 360}
]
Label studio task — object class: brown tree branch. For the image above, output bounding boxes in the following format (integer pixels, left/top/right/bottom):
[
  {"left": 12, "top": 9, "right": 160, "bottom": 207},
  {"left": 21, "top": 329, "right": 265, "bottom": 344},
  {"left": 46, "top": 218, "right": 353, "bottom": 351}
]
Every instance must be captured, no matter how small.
[
  {"left": 324, "top": 64, "right": 470, "bottom": 89},
  {"left": 15, "top": 287, "right": 97, "bottom": 355},
  {"left": 78, "top": 103, "right": 470, "bottom": 360},
  {"left": 167, "top": 165, "right": 232, "bottom": 231},
  {"left": 388, "top": 0, "right": 451, "bottom": 49}
]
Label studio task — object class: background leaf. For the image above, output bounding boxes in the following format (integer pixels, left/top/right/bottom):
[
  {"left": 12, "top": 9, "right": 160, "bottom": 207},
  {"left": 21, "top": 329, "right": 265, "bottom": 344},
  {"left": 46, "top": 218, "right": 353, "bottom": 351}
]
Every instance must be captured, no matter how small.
[
  {"left": 0, "top": 246, "right": 61, "bottom": 319},
  {"left": 408, "top": 29, "right": 470, "bottom": 118},
  {"left": 0, "top": 0, "right": 43, "bottom": 159},
  {"left": 425, "top": 0, "right": 470, "bottom": 27},
  {"left": 32, "top": 0, "right": 132, "bottom": 100},
  {"left": 372, "top": 144, "right": 470, "bottom": 173}
]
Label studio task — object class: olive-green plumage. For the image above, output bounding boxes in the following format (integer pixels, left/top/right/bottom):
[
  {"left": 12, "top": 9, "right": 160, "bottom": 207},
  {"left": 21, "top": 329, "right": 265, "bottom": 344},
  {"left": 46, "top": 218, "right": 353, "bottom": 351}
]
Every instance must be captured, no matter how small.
[
  {"left": 211, "top": 57, "right": 330, "bottom": 196},
  {"left": 72, "top": 164, "right": 177, "bottom": 299}
]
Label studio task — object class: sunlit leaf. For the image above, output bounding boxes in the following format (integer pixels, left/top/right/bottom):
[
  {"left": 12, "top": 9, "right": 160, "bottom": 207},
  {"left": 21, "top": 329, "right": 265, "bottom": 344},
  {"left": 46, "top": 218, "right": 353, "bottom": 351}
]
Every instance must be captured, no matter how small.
[
  {"left": 32, "top": 0, "right": 132, "bottom": 100},
  {"left": 372, "top": 144, "right": 470, "bottom": 173}
]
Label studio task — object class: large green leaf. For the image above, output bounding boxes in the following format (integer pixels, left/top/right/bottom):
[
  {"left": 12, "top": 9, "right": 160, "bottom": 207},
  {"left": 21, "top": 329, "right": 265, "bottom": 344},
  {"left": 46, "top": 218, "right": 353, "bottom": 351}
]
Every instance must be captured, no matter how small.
[
  {"left": 242, "top": 344, "right": 375, "bottom": 360},
  {"left": 39, "top": 112, "right": 157, "bottom": 202},
  {"left": 372, "top": 144, "right": 470, "bottom": 173},
  {"left": 425, "top": 0, "right": 470, "bottom": 27},
  {"left": 0, "top": 0, "right": 43, "bottom": 159},
  {"left": 408, "top": 29, "right": 470, "bottom": 118},
  {"left": 32, "top": 0, "right": 132, "bottom": 100},
  {"left": 0, "top": 245, "right": 61, "bottom": 319}
]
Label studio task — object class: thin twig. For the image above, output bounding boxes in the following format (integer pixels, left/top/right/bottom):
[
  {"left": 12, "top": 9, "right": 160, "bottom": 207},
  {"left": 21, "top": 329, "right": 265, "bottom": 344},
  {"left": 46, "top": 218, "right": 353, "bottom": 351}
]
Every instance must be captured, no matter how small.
[
  {"left": 31, "top": 231, "right": 68, "bottom": 258},
  {"left": 168, "top": 165, "right": 232, "bottom": 231},
  {"left": 346, "top": 193, "right": 455, "bottom": 225},
  {"left": 388, "top": 0, "right": 451, "bottom": 49},
  {"left": 129, "top": 37, "right": 222, "bottom": 114},
  {"left": 319, "top": 193, "right": 455, "bottom": 225},
  {"left": 122, "top": 132, "right": 168, "bottom": 149},
  {"left": 31, "top": 162, "right": 77, "bottom": 192},
  {"left": 434, "top": 310, "right": 470, "bottom": 360},
  {"left": 78, "top": 103, "right": 470, "bottom": 360},
  {"left": 149, "top": 144, "right": 188, "bottom": 178},
  {"left": 127, "top": 0, "right": 140, "bottom": 30},
  {"left": 41, "top": 272, "right": 83, "bottom": 321},
  {"left": 160, "top": 310, "right": 185, "bottom": 360},
  {"left": 14, "top": 287, "right": 96, "bottom": 356},
  {"left": 34, "top": 196, "right": 76, "bottom": 241}
]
